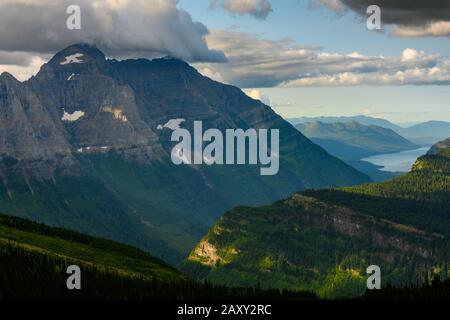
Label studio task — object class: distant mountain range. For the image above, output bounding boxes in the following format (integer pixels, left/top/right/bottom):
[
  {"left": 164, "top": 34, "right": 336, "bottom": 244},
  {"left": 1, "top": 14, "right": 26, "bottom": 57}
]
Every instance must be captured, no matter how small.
[
  {"left": 182, "top": 148, "right": 450, "bottom": 298},
  {"left": 296, "top": 121, "right": 417, "bottom": 155},
  {"left": 289, "top": 116, "right": 450, "bottom": 145},
  {"left": 290, "top": 116, "right": 402, "bottom": 131},
  {"left": 294, "top": 121, "right": 417, "bottom": 181},
  {"left": 399, "top": 122, "right": 450, "bottom": 145},
  {"left": 0, "top": 44, "right": 369, "bottom": 265}
]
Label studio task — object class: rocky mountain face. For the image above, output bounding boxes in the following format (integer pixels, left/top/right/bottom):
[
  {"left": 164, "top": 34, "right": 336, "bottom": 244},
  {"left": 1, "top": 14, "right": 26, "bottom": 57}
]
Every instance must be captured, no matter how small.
[
  {"left": 0, "top": 72, "right": 75, "bottom": 178},
  {"left": 0, "top": 44, "right": 369, "bottom": 264},
  {"left": 182, "top": 149, "right": 450, "bottom": 298}
]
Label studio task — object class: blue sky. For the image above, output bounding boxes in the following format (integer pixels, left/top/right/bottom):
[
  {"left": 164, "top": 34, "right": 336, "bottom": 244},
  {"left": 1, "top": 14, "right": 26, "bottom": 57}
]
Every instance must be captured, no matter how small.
[
  {"left": 179, "top": 0, "right": 450, "bottom": 123},
  {"left": 181, "top": 0, "right": 450, "bottom": 56}
]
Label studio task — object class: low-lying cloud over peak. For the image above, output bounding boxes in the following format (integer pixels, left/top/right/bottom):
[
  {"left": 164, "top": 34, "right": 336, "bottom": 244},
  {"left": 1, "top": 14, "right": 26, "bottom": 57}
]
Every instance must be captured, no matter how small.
[{"left": 0, "top": 0, "right": 227, "bottom": 62}]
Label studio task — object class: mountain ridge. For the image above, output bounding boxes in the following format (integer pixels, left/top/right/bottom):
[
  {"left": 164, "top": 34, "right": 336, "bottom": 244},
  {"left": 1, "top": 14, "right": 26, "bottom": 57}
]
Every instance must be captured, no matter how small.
[
  {"left": 289, "top": 116, "right": 450, "bottom": 146},
  {"left": 295, "top": 121, "right": 417, "bottom": 154},
  {"left": 289, "top": 116, "right": 402, "bottom": 131}
]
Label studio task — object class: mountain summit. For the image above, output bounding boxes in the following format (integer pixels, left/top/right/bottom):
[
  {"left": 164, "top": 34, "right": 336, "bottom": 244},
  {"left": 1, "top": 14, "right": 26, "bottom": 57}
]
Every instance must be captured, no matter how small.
[{"left": 0, "top": 44, "right": 369, "bottom": 263}]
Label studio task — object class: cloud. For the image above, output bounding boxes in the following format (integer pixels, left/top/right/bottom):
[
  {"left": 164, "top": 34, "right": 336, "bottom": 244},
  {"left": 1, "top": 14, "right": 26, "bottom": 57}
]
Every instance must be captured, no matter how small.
[
  {"left": 0, "top": 51, "right": 36, "bottom": 66},
  {"left": 361, "top": 108, "right": 372, "bottom": 115},
  {"left": 196, "top": 30, "right": 450, "bottom": 87},
  {"left": 393, "top": 21, "right": 450, "bottom": 38},
  {"left": 401, "top": 48, "right": 427, "bottom": 62},
  {"left": 210, "top": 0, "right": 273, "bottom": 19},
  {"left": 309, "top": 0, "right": 344, "bottom": 12},
  {"left": 340, "top": 0, "right": 450, "bottom": 26},
  {"left": 310, "top": 0, "right": 450, "bottom": 38},
  {"left": 244, "top": 89, "right": 270, "bottom": 105},
  {"left": 245, "top": 89, "right": 263, "bottom": 100},
  {"left": 0, "top": 55, "right": 48, "bottom": 82},
  {"left": 0, "top": 0, "right": 226, "bottom": 62},
  {"left": 196, "top": 30, "right": 324, "bottom": 87}
]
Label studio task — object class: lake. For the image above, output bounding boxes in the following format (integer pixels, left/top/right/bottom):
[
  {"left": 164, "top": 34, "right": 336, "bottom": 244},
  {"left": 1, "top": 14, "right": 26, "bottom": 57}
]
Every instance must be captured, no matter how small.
[{"left": 361, "top": 147, "right": 430, "bottom": 173}]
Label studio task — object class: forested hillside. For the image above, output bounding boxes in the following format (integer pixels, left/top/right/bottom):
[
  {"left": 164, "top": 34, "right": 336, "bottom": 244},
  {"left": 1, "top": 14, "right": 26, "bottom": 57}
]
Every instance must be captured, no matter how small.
[
  {"left": 0, "top": 213, "right": 316, "bottom": 300},
  {"left": 182, "top": 149, "right": 450, "bottom": 298}
]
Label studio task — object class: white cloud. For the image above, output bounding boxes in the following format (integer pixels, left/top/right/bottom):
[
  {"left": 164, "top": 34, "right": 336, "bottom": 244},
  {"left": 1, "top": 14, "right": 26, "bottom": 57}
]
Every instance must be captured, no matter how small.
[
  {"left": 197, "top": 66, "right": 226, "bottom": 83},
  {"left": 361, "top": 108, "right": 372, "bottom": 115},
  {"left": 393, "top": 21, "right": 450, "bottom": 38},
  {"left": 244, "top": 89, "right": 270, "bottom": 105},
  {"left": 283, "top": 65, "right": 450, "bottom": 87},
  {"left": 401, "top": 48, "right": 426, "bottom": 62},
  {"left": 211, "top": 0, "right": 273, "bottom": 19},
  {"left": 0, "top": 0, "right": 226, "bottom": 63},
  {"left": 245, "top": 89, "right": 263, "bottom": 100},
  {"left": 196, "top": 30, "right": 450, "bottom": 87},
  {"left": 285, "top": 72, "right": 362, "bottom": 87}
]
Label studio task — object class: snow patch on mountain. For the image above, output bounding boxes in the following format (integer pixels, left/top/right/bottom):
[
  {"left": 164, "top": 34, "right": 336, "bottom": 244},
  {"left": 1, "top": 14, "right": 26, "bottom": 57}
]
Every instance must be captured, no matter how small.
[
  {"left": 60, "top": 53, "right": 84, "bottom": 65},
  {"left": 158, "top": 119, "right": 185, "bottom": 131},
  {"left": 62, "top": 110, "right": 85, "bottom": 122}
]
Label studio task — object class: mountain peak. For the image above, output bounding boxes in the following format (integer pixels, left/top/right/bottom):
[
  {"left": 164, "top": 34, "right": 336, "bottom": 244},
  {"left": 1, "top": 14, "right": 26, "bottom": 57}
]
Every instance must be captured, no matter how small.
[
  {"left": 151, "top": 55, "right": 190, "bottom": 67},
  {"left": 0, "top": 71, "right": 19, "bottom": 83},
  {"left": 34, "top": 43, "right": 109, "bottom": 81},
  {"left": 48, "top": 43, "right": 106, "bottom": 66}
]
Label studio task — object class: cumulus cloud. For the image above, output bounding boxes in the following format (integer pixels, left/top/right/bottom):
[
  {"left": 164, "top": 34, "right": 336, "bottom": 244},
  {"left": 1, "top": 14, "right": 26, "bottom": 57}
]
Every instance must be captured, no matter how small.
[
  {"left": 310, "top": 0, "right": 450, "bottom": 38},
  {"left": 210, "top": 0, "right": 273, "bottom": 19},
  {"left": 195, "top": 30, "right": 450, "bottom": 87},
  {"left": 0, "top": 0, "right": 226, "bottom": 62},
  {"left": 244, "top": 89, "right": 270, "bottom": 105},
  {"left": 245, "top": 89, "right": 263, "bottom": 100}
]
